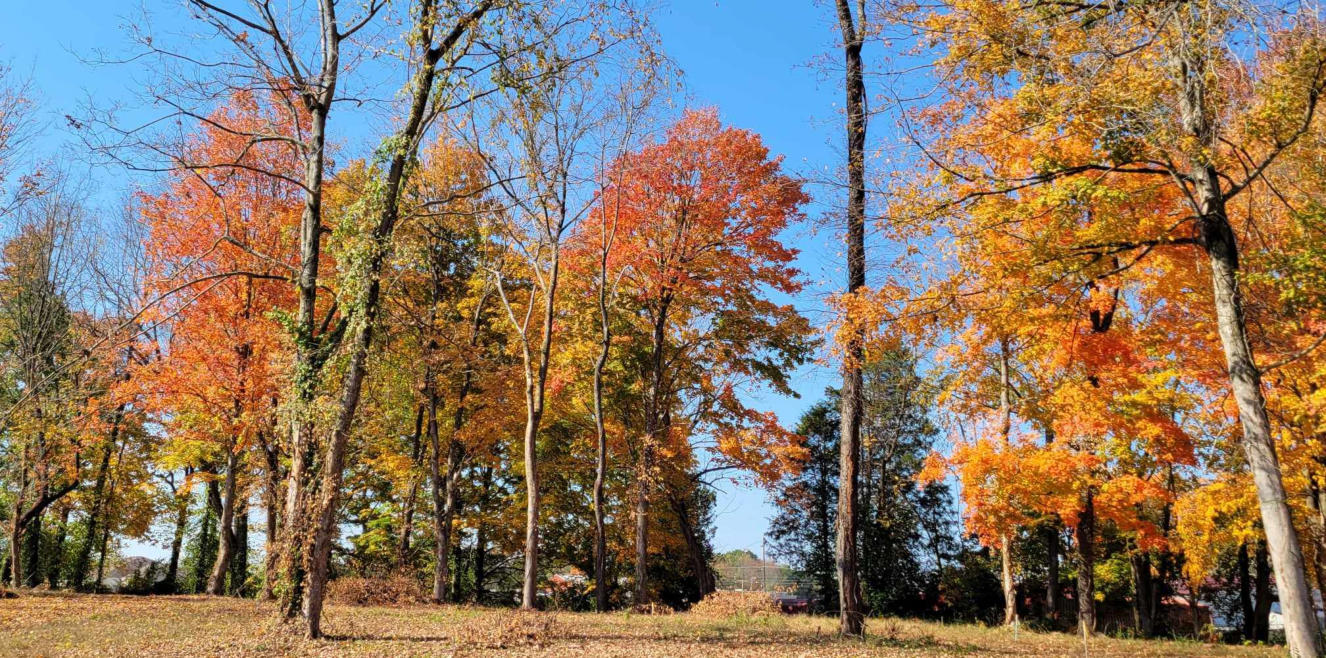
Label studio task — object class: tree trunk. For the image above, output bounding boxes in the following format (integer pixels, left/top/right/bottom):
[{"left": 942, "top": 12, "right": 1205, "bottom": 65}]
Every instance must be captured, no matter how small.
[
  {"left": 21, "top": 492, "right": 42, "bottom": 588},
  {"left": 1044, "top": 428, "right": 1060, "bottom": 622},
  {"left": 1240, "top": 541, "right": 1255, "bottom": 641},
  {"left": 670, "top": 494, "right": 715, "bottom": 600},
  {"left": 427, "top": 390, "right": 451, "bottom": 603},
  {"left": 1254, "top": 541, "right": 1273, "bottom": 642},
  {"left": 592, "top": 246, "right": 612, "bottom": 612},
  {"left": 230, "top": 502, "right": 249, "bottom": 595},
  {"left": 1075, "top": 490, "right": 1095, "bottom": 635},
  {"left": 834, "top": 0, "right": 867, "bottom": 637},
  {"left": 275, "top": 0, "right": 340, "bottom": 620},
  {"left": 260, "top": 430, "right": 281, "bottom": 601},
  {"left": 192, "top": 476, "right": 221, "bottom": 592},
  {"left": 1177, "top": 31, "right": 1322, "bottom": 656},
  {"left": 1130, "top": 552, "right": 1155, "bottom": 638},
  {"left": 46, "top": 506, "right": 68, "bottom": 589},
  {"left": 398, "top": 405, "right": 425, "bottom": 568},
  {"left": 72, "top": 437, "right": 115, "bottom": 591},
  {"left": 164, "top": 482, "right": 189, "bottom": 593},
  {"left": 1046, "top": 522, "right": 1060, "bottom": 622},
  {"left": 997, "top": 342, "right": 1017, "bottom": 626},
  {"left": 473, "top": 465, "right": 491, "bottom": 603},
  {"left": 207, "top": 447, "right": 240, "bottom": 595}
]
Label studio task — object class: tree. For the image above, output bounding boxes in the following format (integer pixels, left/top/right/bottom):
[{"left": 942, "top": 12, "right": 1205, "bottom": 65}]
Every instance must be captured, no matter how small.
[
  {"left": 134, "top": 92, "right": 302, "bottom": 596},
  {"left": 868, "top": 1, "right": 1326, "bottom": 652},
  {"left": 768, "top": 396, "right": 840, "bottom": 611},
  {"left": 593, "top": 109, "right": 813, "bottom": 602},
  {"left": 832, "top": 0, "right": 869, "bottom": 636}
]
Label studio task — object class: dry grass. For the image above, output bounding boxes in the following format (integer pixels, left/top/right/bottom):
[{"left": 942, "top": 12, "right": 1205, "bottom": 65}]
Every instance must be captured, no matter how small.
[{"left": 0, "top": 592, "right": 1287, "bottom": 657}]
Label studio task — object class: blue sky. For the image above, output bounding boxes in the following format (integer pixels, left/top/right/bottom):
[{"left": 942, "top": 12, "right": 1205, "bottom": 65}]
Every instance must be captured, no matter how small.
[{"left": 2, "top": 1, "right": 852, "bottom": 558}]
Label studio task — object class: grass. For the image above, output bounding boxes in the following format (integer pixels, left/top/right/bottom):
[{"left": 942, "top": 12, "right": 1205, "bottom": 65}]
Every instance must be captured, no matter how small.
[{"left": 0, "top": 592, "right": 1288, "bottom": 657}]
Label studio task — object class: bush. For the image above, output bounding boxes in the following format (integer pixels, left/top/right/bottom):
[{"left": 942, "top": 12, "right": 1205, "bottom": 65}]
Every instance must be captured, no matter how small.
[
  {"left": 325, "top": 574, "right": 425, "bottom": 606},
  {"left": 688, "top": 591, "right": 779, "bottom": 618}
]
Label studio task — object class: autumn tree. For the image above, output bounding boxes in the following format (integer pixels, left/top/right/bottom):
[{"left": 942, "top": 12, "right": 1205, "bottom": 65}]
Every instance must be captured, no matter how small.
[
  {"left": 867, "top": 0, "right": 1326, "bottom": 652},
  {"left": 591, "top": 109, "right": 814, "bottom": 602}
]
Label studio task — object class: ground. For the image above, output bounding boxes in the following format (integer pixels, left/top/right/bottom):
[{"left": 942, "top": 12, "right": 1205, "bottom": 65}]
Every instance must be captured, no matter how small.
[{"left": 0, "top": 593, "right": 1288, "bottom": 657}]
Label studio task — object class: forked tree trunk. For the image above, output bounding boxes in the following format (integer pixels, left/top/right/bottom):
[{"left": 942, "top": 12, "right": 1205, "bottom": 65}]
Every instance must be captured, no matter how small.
[
  {"left": 834, "top": 0, "right": 867, "bottom": 636},
  {"left": 207, "top": 447, "right": 240, "bottom": 595}
]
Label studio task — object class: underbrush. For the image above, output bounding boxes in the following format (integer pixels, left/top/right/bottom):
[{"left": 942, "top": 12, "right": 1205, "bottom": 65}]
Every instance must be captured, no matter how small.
[
  {"left": 687, "top": 591, "right": 779, "bottom": 619},
  {"left": 324, "top": 574, "right": 425, "bottom": 606}
]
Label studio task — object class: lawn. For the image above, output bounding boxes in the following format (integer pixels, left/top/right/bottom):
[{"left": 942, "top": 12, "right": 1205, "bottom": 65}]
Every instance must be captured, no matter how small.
[{"left": 0, "top": 592, "right": 1287, "bottom": 657}]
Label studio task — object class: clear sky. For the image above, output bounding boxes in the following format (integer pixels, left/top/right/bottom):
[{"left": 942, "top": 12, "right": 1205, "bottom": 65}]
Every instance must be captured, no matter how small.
[{"left": 1, "top": 1, "right": 852, "bottom": 559}]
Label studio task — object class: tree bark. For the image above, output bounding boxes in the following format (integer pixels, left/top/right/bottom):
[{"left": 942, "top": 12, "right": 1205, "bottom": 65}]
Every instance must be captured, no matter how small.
[
  {"left": 834, "top": 0, "right": 867, "bottom": 636},
  {"left": 48, "top": 505, "right": 69, "bottom": 589}
]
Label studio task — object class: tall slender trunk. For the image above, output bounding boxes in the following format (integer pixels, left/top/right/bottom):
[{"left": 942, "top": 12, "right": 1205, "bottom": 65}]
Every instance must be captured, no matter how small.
[
  {"left": 997, "top": 341, "right": 1017, "bottom": 626},
  {"left": 193, "top": 475, "right": 221, "bottom": 592},
  {"left": 21, "top": 501, "right": 41, "bottom": 588},
  {"left": 260, "top": 430, "right": 281, "bottom": 600},
  {"left": 834, "top": 0, "right": 867, "bottom": 636},
  {"left": 1075, "top": 490, "right": 1095, "bottom": 635},
  {"left": 518, "top": 250, "right": 559, "bottom": 610},
  {"left": 1044, "top": 427, "right": 1060, "bottom": 622},
  {"left": 207, "top": 447, "right": 240, "bottom": 595},
  {"left": 1175, "top": 27, "right": 1321, "bottom": 656},
  {"left": 427, "top": 389, "right": 450, "bottom": 602},
  {"left": 592, "top": 240, "right": 613, "bottom": 612},
  {"left": 635, "top": 291, "right": 676, "bottom": 607}
]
